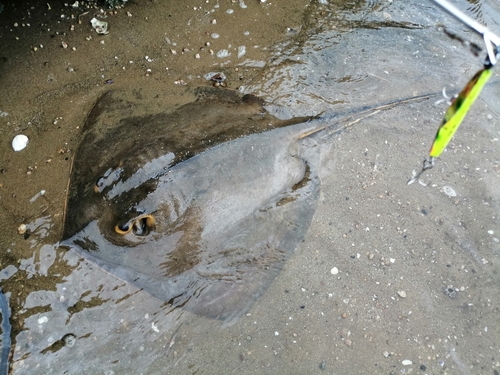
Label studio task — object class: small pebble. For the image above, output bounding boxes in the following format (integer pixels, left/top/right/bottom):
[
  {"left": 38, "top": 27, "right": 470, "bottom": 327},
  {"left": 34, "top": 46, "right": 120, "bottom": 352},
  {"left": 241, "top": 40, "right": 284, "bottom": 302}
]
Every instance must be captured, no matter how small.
[
  {"left": 319, "top": 362, "right": 326, "bottom": 370},
  {"left": 330, "top": 267, "right": 339, "bottom": 275},
  {"left": 397, "top": 291, "right": 407, "bottom": 298},
  {"left": 17, "top": 224, "right": 27, "bottom": 234},
  {"left": 444, "top": 286, "right": 458, "bottom": 299},
  {"left": 402, "top": 359, "right": 412, "bottom": 365}
]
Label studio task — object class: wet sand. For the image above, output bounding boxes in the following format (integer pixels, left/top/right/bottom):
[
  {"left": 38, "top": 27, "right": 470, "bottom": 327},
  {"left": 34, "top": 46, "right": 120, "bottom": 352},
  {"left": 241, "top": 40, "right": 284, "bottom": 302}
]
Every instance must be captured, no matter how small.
[{"left": 1, "top": 0, "right": 499, "bottom": 374}]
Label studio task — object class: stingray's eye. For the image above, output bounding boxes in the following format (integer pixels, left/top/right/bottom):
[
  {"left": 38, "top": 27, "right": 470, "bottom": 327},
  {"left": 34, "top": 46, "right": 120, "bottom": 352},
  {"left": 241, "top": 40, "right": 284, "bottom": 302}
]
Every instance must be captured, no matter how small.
[
  {"left": 115, "top": 222, "right": 131, "bottom": 234},
  {"left": 115, "top": 214, "right": 155, "bottom": 236}
]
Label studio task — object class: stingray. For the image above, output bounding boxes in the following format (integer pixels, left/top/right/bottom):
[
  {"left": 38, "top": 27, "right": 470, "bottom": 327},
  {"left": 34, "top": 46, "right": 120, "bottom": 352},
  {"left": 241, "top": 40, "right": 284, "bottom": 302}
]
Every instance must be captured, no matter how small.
[
  {"left": 60, "top": 87, "right": 431, "bottom": 321},
  {"left": 60, "top": 87, "right": 323, "bottom": 321}
]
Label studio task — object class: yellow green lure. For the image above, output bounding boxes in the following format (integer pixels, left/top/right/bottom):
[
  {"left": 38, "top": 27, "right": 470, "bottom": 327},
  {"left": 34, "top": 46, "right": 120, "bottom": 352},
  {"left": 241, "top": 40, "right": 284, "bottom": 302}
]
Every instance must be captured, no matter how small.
[
  {"left": 408, "top": 0, "right": 500, "bottom": 185},
  {"left": 407, "top": 65, "right": 493, "bottom": 184},
  {"left": 429, "top": 66, "right": 492, "bottom": 158}
]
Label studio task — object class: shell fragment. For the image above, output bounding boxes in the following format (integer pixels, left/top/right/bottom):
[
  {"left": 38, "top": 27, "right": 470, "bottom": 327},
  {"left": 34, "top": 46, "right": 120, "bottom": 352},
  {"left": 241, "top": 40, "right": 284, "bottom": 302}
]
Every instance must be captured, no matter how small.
[{"left": 91, "top": 18, "right": 109, "bottom": 35}]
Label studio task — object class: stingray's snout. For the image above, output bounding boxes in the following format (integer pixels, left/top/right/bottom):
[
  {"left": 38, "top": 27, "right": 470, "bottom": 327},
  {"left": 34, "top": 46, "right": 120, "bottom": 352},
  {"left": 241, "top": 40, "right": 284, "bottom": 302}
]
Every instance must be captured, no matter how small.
[{"left": 115, "top": 214, "right": 156, "bottom": 236}]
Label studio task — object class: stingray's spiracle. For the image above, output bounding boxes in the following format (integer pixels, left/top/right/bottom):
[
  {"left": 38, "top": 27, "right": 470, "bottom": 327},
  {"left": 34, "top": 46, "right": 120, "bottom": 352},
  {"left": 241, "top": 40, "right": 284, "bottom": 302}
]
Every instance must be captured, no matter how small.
[{"left": 115, "top": 214, "right": 156, "bottom": 236}]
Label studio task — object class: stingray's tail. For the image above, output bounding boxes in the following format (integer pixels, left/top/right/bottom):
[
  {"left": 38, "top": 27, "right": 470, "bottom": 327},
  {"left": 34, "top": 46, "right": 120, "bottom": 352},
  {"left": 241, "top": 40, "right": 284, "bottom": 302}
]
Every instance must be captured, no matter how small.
[{"left": 0, "top": 289, "right": 11, "bottom": 375}]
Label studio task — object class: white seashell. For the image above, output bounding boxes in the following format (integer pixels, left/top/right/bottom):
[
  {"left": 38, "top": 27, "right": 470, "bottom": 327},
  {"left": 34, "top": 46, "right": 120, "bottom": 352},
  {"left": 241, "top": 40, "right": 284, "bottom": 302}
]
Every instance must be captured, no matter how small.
[
  {"left": 441, "top": 186, "right": 457, "bottom": 197},
  {"left": 91, "top": 17, "right": 109, "bottom": 35},
  {"left": 12, "top": 134, "right": 29, "bottom": 151},
  {"left": 237, "top": 45, "right": 246, "bottom": 58},
  {"left": 216, "top": 49, "right": 230, "bottom": 58}
]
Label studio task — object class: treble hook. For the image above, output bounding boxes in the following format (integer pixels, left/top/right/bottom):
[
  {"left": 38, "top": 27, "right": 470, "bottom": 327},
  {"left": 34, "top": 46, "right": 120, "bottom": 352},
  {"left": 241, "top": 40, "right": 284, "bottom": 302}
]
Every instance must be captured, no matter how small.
[{"left": 407, "top": 157, "right": 435, "bottom": 185}]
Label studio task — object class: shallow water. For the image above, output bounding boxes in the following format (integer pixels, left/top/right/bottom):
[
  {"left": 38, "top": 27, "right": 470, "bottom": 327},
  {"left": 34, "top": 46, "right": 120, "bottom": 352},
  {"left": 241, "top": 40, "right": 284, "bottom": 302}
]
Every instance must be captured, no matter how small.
[{"left": 0, "top": 0, "right": 499, "bottom": 374}]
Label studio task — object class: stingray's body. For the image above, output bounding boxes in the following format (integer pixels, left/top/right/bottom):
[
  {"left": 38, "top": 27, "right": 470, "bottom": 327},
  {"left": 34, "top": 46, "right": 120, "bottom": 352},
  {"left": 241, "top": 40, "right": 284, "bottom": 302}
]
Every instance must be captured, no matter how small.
[{"left": 61, "top": 88, "right": 324, "bottom": 321}]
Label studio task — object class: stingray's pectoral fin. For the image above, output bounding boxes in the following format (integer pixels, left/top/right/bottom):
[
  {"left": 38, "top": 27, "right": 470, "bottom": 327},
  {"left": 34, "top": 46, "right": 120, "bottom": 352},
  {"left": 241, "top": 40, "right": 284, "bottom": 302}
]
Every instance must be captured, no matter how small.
[{"left": 115, "top": 214, "right": 156, "bottom": 236}]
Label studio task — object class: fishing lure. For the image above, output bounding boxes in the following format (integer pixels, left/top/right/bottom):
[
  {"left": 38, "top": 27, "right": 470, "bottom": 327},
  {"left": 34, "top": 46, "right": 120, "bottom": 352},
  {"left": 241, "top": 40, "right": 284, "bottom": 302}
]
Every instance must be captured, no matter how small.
[{"left": 408, "top": 0, "right": 500, "bottom": 184}]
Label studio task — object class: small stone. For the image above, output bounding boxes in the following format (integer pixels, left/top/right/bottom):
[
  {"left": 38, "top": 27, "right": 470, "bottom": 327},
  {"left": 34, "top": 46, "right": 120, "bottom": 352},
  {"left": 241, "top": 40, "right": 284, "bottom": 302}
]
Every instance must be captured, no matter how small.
[
  {"left": 397, "top": 291, "right": 407, "bottom": 298},
  {"left": 319, "top": 362, "right": 326, "bottom": 370},
  {"left": 17, "top": 224, "right": 27, "bottom": 234},
  {"left": 345, "top": 339, "right": 352, "bottom": 347},
  {"left": 444, "top": 286, "right": 458, "bottom": 299},
  {"left": 402, "top": 359, "right": 413, "bottom": 365},
  {"left": 246, "top": 336, "right": 251, "bottom": 341},
  {"left": 330, "top": 267, "right": 339, "bottom": 275}
]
